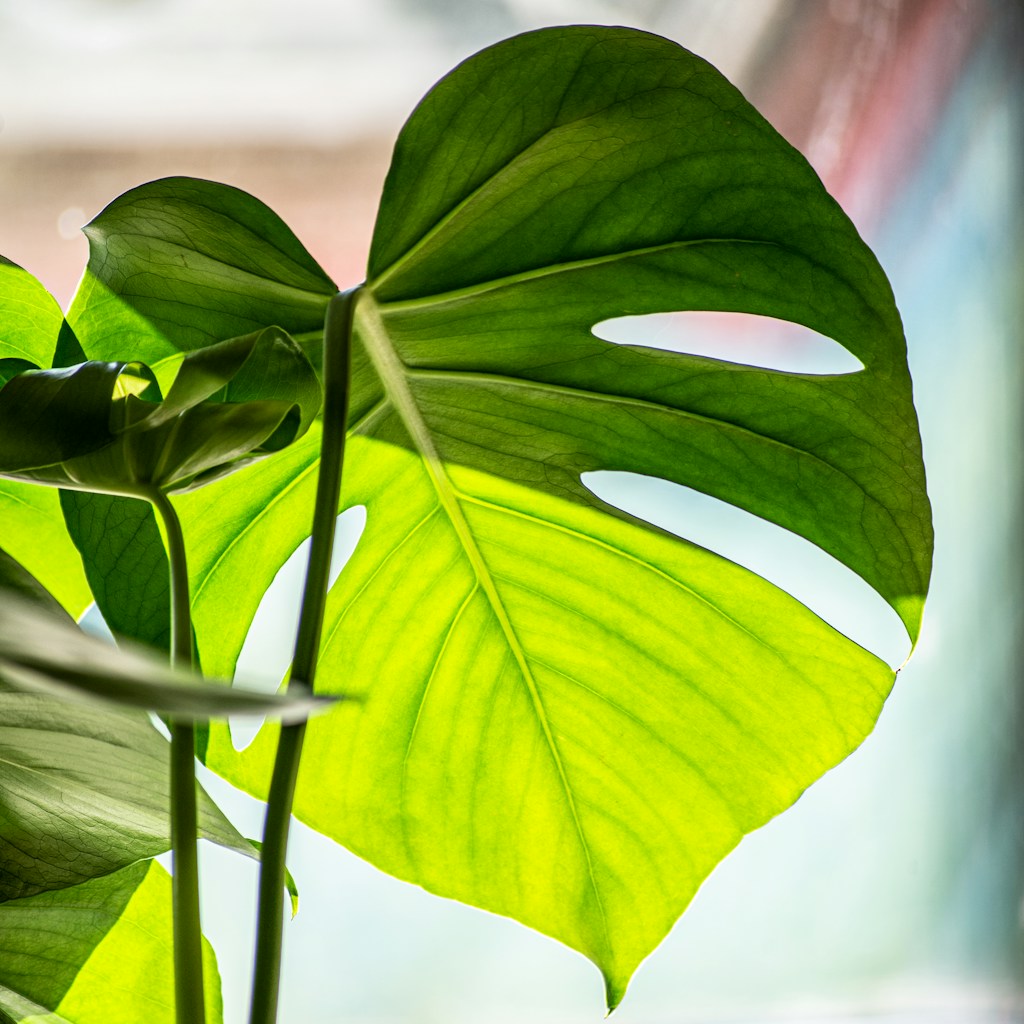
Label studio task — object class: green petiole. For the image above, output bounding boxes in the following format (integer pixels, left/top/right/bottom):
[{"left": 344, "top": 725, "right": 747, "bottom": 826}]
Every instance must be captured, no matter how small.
[{"left": 249, "top": 288, "right": 357, "bottom": 1024}]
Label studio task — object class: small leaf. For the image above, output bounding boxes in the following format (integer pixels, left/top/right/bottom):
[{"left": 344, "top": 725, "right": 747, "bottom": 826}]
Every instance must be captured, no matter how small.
[
  {"left": 0, "top": 361, "right": 126, "bottom": 472},
  {"left": 0, "top": 860, "right": 224, "bottom": 1024},
  {"left": 59, "top": 490, "right": 172, "bottom": 652},
  {"left": 0, "top": 256, "right": 64, "bottom": 367},
  {"left": 0, "top": 590, "right": 334, "bottom": 723},
  {"left": 1, "top": 328, "right": 319, "bottom": 501},
  {"left": 68, "top": 177, "right": 336, "bottom": 366},
  {"left": 247, "top": 840, "right": 300, "bottom": 918}
]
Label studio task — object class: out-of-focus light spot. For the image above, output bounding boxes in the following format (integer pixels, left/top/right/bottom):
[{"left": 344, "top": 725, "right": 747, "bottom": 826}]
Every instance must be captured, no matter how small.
[{"left": 57, "top": 206, "right": 86, "bottom": 240}]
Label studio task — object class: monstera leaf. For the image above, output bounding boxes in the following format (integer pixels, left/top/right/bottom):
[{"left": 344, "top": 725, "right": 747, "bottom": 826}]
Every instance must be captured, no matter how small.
[{"left": 65, "top": 27, "right": 932, "bottom": 1007}]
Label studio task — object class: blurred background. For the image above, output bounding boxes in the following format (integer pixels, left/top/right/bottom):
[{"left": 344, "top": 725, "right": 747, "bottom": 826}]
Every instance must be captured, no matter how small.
[{"left": 1, "top": 0, "right": 1021, "bottom": 1021}]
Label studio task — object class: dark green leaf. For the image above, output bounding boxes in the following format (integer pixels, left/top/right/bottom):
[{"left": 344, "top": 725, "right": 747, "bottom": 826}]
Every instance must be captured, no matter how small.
[
  {"left": 7, "top": 328, "right": 319, "bottom": 497},
  {"left": 0, "top": 362, "right": 126, "bottom": 472},
  {"left": 0, "top": 665, "right": 258, "bottom": 901},
  {"left": 60, "top": 490, "right": 171, "bottom": 652},
  {"left": 0, "top": 860, "right": 224, "bottom": 1024},
  {"left": 0, "top": 569, "right": 328, "bottom": 902}
]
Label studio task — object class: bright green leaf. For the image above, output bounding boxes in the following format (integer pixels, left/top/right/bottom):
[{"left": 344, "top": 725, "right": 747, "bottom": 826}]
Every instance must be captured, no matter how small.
[
  {"left": 67, "top": 26, "right": 932, "bottom": 1008},
  {"left": 0, "top": 257, "right": 63, "bottom": 368},
  {"left": 0, "top": 279, "right": 91, "bottom": 618},
  {"left": 0, "top": 546, "right": 71, "bottom": 620},
  {"left": 0, "top": 479, "right": 91, "bottom": 619},
  {"left": 0, "top": 860, "right": 223, "bottom": 1024}
]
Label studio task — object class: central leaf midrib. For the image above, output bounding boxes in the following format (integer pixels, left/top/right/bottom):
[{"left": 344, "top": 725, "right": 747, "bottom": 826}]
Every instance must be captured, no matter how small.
[{"left": 355, "top": 292, "right": 612, "bottom": 954}]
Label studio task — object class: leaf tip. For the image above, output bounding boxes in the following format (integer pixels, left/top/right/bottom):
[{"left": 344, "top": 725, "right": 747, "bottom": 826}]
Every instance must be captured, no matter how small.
[{"left": 602, "top": 970, "right": 630, "bottom": 1016}]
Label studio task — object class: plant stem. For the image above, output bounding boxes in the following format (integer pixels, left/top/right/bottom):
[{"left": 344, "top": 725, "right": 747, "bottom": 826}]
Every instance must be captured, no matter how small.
[
  {"left": 150, "top": 487, "right": 206, "bottom": 1024},
  {"left": 249, "top": 289, "right": 357, "bottom": 1024}
]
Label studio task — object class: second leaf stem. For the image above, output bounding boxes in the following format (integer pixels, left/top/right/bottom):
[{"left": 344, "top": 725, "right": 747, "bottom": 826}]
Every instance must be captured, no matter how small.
[{"left": 151, "top": 486, "right": 206, "bottom": 1024}]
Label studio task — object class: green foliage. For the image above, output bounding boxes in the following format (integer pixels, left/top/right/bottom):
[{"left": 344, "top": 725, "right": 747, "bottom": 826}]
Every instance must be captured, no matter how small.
[
  {"left": 0, "top": 588, "right": 332, "bottom": 722},
  {"left": 0, "top": 861, "right": 223, "bottom": 1024},
  {"left": 0, "top": 23, "right": 931, "bottom": 1023},
  {"left": 2, "top": 329, "right": 319, "bottom": 498},
  {"left": 0, "top": 551, "right": 307, "bottom": 903}
]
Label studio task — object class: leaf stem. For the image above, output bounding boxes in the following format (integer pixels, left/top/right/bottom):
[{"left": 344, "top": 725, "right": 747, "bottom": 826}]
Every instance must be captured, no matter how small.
[
  {"left": 249, "top": 288, "right": 357, "bottom": 1024},
  {"left": 150, "top": 487, "right": 206, "bottom": 1024}
]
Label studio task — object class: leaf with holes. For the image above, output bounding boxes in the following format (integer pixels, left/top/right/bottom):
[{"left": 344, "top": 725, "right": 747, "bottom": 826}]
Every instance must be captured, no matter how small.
[{"left": 66, "top": 26, "right": 931, "bottom": 1007}]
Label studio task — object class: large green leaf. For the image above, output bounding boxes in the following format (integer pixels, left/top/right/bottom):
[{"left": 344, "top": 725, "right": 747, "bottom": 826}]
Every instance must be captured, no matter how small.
[
  {"left": 62, "top": 194, "right": 335, "bottom": 653},
  {"left": 66, "top": 26, "right": 932, "bottom": 1006},
  {"left": 0, "top": 860, "right": 223, "bottom": 1024}
]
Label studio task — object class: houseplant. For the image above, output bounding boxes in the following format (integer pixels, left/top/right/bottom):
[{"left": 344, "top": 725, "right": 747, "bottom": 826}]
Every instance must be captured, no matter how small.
[{"left": 0, "top": 24, "right": 931, "bottom": 1024}]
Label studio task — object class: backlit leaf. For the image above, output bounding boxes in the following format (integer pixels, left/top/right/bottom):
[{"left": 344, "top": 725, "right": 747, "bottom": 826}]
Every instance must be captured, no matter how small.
[
  {"left": 67, "top": 26, "right": 932, "bottom": 1006},
  {"left": 0, "top": 860, "right": 223, "bottom": 1024}
]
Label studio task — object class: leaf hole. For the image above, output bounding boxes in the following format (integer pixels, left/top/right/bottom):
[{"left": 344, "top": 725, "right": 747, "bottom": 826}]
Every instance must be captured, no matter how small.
[
  {"left": 592, "top": 311, "right": 863, "bottom": 375},
  {"left": 78, "top": 602, "right": 115, "bottom": 643},
  {"left": 582, "top": 471, "right": 909, "bottom": 668},
  {"left": 229, "top": 505, "right": 367, "bottom": 751}
]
